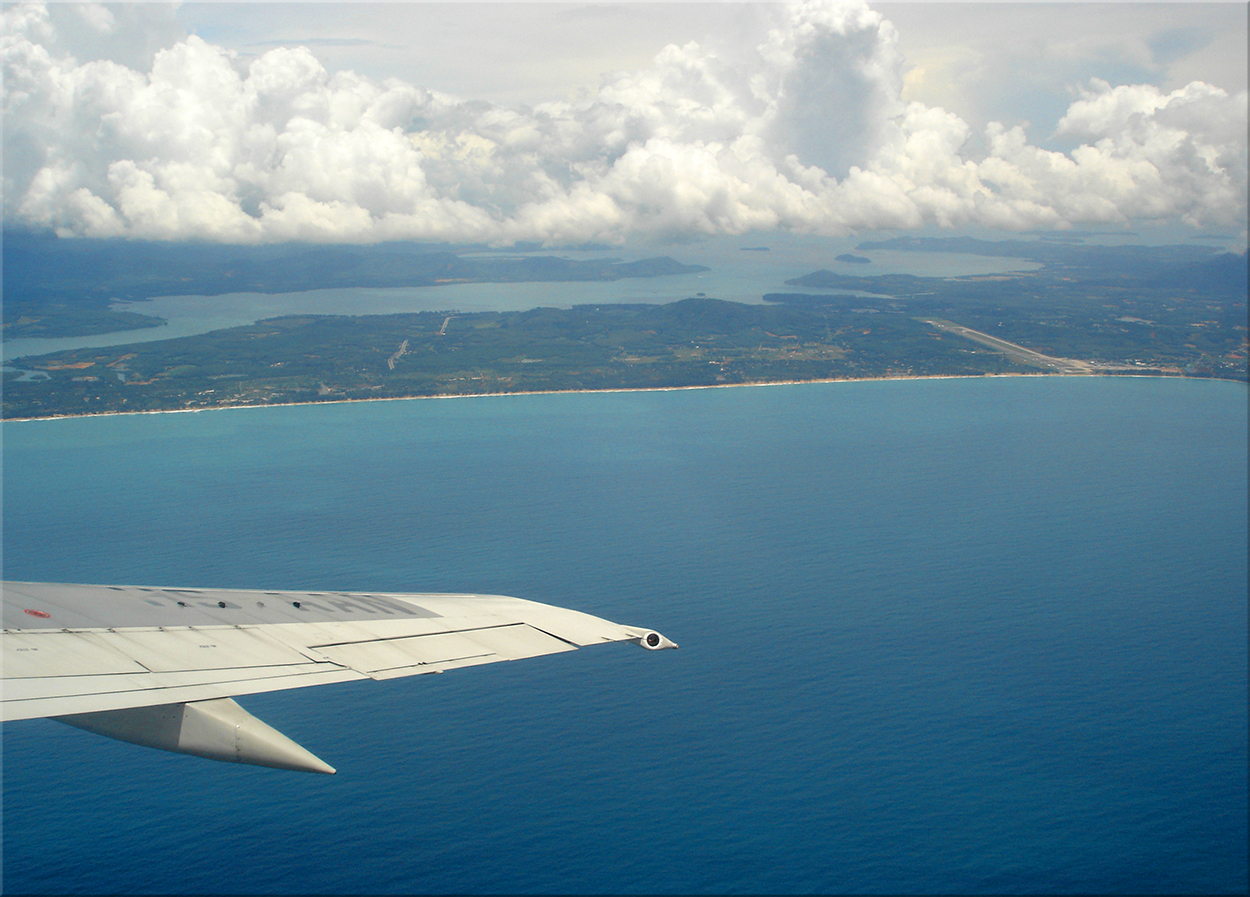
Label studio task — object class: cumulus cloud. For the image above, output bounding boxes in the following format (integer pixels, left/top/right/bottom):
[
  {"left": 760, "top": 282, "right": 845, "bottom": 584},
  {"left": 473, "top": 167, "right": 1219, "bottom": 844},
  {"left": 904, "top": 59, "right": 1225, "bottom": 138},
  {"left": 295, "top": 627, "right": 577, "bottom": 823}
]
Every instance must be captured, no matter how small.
[{"left": 2, "top": 0, "right": 1246, "bottom": 244}]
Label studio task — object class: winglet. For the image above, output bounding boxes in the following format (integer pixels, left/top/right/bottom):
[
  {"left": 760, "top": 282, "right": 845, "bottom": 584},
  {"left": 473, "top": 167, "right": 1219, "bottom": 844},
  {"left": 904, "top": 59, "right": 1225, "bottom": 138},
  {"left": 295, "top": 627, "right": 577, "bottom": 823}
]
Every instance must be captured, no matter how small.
[{"left": 56, "top": 698, "right": 336, "bottom": 774}]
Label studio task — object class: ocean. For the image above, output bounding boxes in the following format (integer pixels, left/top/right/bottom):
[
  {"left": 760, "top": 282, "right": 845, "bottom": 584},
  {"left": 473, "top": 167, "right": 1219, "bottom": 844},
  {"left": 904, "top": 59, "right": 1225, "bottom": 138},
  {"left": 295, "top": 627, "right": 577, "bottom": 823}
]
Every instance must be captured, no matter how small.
[{"left": 2, "top": 375, "right": 1246, "bottom": 894}]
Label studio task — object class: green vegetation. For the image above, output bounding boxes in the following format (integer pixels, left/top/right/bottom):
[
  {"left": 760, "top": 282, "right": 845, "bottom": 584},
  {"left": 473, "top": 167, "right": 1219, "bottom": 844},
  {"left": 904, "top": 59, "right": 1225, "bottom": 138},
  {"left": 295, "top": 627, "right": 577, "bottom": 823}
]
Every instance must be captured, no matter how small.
[
  {"left": 2, "top": 299, "right": 1036, "bottom": 418},
  {"left": 3, "top": 234, "right": 1244, "bottom": 419},
  {"left": 784, "top": 237, "right": 1247, "bottom": 380}
]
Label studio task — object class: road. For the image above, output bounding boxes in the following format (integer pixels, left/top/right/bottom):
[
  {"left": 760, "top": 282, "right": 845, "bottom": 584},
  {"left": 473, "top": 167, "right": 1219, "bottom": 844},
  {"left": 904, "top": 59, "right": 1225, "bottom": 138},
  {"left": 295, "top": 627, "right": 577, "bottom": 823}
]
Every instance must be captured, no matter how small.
[{"left": 387, "top": 339, "right": 409, "bottom": 370}]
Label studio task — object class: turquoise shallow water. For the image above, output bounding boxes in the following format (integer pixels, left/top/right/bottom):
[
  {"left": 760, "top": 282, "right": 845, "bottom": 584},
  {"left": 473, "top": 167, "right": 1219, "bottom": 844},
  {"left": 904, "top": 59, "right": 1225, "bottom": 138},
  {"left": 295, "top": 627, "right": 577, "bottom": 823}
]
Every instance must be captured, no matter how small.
[{"left": 2, "top": 376, "right": 1246, "bottom": 894}]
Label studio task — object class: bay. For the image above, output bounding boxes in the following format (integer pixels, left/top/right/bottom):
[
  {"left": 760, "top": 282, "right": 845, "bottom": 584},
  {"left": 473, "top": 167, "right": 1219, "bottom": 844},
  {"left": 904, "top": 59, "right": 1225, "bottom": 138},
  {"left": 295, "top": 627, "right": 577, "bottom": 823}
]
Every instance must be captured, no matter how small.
[
  {"left": 2, "top": 376, "right": 1246, "bottom": 894},
  {"left": 1, "top": 233, "right": 1040, "bottom": 362}
]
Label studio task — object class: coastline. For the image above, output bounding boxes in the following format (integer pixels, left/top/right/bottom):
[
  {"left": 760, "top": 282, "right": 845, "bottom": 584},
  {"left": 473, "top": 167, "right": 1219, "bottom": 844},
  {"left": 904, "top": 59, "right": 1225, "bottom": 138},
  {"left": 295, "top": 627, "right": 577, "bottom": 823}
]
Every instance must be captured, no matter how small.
[{"left": 4, "top": 371, "right": 1237, "bottom": 424}]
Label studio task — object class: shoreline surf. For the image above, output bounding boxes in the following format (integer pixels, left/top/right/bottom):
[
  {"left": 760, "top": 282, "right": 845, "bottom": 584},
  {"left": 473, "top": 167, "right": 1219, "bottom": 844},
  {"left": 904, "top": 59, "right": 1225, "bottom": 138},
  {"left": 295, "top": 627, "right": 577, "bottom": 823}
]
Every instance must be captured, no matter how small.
[{"left": 4, "top": 371, "right": 1239, "bottom": 424}]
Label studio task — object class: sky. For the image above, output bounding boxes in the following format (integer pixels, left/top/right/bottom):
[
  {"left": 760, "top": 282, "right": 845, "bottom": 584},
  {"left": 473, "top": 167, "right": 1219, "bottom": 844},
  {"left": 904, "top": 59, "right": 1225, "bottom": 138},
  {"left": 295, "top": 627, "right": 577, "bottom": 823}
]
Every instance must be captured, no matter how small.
[{"left": 2, "top": 1, "right": 1247, "bottom": 246}]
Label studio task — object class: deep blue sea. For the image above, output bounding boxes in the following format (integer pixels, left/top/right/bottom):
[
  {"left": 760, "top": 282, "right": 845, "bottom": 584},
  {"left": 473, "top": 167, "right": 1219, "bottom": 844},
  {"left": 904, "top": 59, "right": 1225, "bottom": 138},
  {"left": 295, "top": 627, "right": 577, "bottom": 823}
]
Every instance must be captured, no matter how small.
[{"left": 2, "top": 376, "right": 1246, "bottom": 894}]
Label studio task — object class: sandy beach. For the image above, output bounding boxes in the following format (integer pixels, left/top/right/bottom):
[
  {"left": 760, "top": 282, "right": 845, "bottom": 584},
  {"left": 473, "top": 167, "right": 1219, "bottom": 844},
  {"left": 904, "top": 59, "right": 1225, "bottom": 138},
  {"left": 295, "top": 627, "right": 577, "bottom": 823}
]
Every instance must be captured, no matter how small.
[{"left": 1, "top": 371, "right": 1110, "bottom": 423}]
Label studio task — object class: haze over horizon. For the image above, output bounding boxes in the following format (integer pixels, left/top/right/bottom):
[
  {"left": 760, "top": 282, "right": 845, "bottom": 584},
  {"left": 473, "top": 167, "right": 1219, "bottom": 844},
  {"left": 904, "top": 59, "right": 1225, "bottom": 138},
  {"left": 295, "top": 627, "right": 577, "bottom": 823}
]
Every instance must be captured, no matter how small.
[{"left": 3, "top": 1, "right": 1247, "bottom": 246}]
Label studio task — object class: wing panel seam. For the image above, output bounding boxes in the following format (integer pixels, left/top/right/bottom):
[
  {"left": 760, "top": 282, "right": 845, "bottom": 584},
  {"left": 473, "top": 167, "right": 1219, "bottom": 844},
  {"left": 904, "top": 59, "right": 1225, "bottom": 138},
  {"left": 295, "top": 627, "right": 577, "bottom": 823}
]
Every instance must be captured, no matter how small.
[{"left": 308, "top": 621, "right": 532, "bottom": 649}]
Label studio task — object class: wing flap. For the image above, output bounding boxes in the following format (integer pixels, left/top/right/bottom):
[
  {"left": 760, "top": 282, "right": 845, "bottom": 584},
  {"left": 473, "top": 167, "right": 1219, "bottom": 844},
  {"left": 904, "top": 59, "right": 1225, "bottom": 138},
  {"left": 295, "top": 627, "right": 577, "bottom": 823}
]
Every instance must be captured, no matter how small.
[
  {"left": 1, "top": 631, "right": 148, "bottom": 678},
  {"left": 458, "top": 622, "right": 579, "bottom": 659},
  {"left": 307, "top": 623, "right": 575, "bottom": 679},
  {"left": 309, "top": 631, "right": 489, "bottom": 675},
  {"left": 83, "top": 627, "right": 316, "bottom": 672}
]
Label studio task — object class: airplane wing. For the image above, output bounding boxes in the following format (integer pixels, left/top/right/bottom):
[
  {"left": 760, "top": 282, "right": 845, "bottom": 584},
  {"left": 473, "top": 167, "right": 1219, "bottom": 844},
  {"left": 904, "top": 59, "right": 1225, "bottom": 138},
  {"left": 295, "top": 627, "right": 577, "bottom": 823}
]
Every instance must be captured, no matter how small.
[{"left": 1, "top": 581, "right": 676, "bottom": 774}]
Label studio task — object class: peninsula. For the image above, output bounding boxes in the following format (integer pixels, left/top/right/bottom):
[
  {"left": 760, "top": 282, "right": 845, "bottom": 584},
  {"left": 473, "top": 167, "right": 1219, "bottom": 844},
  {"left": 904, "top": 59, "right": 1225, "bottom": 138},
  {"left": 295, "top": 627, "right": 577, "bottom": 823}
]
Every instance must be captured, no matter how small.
[{"left": 3, "top": 236, "right": 1245, "bottom": 420}]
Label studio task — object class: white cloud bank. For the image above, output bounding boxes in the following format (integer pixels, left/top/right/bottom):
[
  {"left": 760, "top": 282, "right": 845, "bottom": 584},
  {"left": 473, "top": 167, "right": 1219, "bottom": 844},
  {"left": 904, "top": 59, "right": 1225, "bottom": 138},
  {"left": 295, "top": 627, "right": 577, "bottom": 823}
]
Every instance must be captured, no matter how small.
[{"left": 3, "top": 0, "right": 1246, "bottom": 244}]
